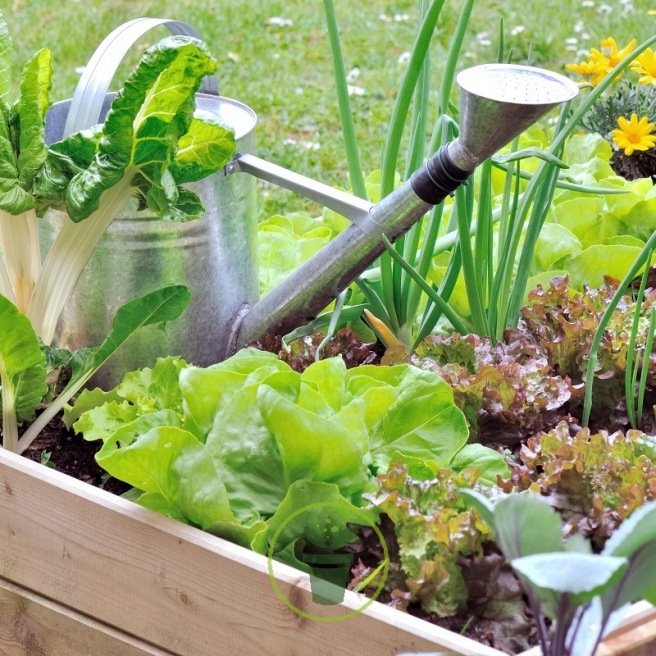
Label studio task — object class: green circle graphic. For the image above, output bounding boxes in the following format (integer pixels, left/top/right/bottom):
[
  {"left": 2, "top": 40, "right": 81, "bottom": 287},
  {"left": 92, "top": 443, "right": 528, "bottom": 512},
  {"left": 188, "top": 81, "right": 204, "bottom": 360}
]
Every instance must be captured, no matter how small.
[{"left": 266, "top": 501, "right": 389, "bottom": 623}]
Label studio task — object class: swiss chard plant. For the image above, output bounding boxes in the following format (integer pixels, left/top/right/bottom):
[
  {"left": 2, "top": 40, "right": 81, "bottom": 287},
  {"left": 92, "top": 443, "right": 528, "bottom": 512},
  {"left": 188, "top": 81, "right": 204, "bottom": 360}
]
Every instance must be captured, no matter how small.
[
  {"left": 0, "top": 16, "right": 237, "bottom": 453},
  {"left": 0, "top": 285, "right": 191, "bottom": 454},
  {"left": 0, "top": 13, "right": 236, "bottom": 345},
  {"left": 463, "top": 491, "right": 656, "bottom": 656},
  {"left": 0, "top": 14, "right": 52, "bottom": 314}
]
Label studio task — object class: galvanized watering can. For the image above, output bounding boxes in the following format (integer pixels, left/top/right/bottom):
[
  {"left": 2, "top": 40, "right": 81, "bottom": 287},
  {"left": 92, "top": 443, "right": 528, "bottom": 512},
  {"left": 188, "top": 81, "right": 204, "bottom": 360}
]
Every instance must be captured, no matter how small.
[{"left": 42, "top": 18, "right": 579, "bottom": 387}]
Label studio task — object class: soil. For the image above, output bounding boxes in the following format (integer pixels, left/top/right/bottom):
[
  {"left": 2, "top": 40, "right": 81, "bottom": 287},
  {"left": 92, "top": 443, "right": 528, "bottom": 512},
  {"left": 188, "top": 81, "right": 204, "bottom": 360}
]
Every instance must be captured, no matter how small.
[{"left": 21, "top": 415, "right": 129, "bottom": 496}]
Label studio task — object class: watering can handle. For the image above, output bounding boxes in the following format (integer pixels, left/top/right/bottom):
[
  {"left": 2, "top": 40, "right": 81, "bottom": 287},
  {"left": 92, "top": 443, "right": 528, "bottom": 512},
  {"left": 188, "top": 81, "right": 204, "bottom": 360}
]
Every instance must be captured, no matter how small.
[{"left": 63, "top": 17, "right": 219, "bottom": 136}]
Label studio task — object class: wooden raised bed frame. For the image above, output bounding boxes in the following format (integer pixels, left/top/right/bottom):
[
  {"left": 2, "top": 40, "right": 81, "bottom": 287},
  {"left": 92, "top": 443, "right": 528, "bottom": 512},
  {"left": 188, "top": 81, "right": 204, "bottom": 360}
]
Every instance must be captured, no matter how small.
[{"left": 0, "top": 448, "right": 654, "bottom": 656}]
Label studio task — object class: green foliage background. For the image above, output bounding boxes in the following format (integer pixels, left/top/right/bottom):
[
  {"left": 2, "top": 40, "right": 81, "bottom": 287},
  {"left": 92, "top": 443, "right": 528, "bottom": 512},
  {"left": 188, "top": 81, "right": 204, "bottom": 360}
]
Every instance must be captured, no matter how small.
[{"left": 6, "top": 0, "right": 654, "bottom": 215}]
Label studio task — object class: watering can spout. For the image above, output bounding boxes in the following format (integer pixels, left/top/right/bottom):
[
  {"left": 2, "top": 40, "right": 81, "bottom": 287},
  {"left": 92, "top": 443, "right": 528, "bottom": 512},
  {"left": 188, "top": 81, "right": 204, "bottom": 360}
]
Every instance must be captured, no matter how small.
[
  {"left": 226, "top": 63, "right": 578, "bottom": 354},
  {"left": 446, "top": 64, "right": 580, "bottom": 170}
]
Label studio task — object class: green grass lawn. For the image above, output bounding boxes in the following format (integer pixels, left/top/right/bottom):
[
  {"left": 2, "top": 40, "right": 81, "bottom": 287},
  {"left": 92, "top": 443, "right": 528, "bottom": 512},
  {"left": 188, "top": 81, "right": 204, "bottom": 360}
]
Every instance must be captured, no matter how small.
[{"left": 6, "top": 0, "right": 655, "bottom": 215}]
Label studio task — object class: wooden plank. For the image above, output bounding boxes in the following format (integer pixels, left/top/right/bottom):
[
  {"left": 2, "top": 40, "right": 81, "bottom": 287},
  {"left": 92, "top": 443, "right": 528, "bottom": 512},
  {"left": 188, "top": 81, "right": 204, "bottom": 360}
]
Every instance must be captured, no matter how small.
[
  {"left": 0, "top": 576, "right": 174, "bottom": 656},
  {"left": 518, "top": 603, "right": 656, "bottom": 656},
  {"left": 1, "top": 448, "right": 654, "bottom": 656},
  {"left": 597, "top": 602, "right": 656, "bottom": 656},
  {"left": 0, "top": 449, "right": 502, "bottom": 656}
]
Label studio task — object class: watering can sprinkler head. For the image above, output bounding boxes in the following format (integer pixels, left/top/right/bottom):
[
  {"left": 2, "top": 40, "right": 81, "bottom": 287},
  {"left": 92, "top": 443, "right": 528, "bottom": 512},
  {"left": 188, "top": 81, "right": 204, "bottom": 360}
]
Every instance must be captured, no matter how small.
[
  {"left": 228, "top": 64, "right": 579, "bottom": 354},
  {"left": 410, "top": 63, "right": 579, "bottom": 204},
  {"left": 448, "top": 63, "right": 580, "bottom": 170}
]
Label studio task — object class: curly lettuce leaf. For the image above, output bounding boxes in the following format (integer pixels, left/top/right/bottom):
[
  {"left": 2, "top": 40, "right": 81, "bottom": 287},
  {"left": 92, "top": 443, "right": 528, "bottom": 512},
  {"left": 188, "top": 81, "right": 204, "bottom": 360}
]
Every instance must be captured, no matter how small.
[{"left": 372, "top": 463, "right": 491, "bottom": 617}]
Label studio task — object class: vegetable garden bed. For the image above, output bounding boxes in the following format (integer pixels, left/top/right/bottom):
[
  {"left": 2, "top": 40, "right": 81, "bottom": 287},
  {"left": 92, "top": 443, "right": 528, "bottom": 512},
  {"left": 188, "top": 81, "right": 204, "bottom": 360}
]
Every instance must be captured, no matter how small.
[
  {"left": 5, "top": 4, "right": 656, "bottom": 655},
  {"left": 0, "top": 448, "right": 654, "bottom": 656}
]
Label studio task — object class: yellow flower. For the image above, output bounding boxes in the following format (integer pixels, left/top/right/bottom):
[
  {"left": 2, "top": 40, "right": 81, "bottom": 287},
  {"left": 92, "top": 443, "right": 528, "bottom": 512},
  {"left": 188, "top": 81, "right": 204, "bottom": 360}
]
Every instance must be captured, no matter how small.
[
  {"left": 567, "top": 37, "right": 637, "bottom": 85},
  {"left": 611, "top": 113, "right": 656, "bottom": 156},
  {"left": 631, "top": 48, "right": 656, "bottom": 85},
  {"left": 566, "top": 59, "right": 607, "bottom": 85}
]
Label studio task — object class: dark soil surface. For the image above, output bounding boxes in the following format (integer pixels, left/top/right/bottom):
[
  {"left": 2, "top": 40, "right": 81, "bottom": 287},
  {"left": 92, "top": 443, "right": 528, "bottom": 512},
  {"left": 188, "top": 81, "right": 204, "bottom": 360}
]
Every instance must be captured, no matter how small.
[{"left": 21, "top": 416, "right": 129, "bottom": 495}]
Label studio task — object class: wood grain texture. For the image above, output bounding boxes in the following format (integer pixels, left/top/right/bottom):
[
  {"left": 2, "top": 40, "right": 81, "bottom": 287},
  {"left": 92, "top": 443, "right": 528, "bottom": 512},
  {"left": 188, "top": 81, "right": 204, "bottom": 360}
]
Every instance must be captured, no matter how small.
[
  {"left": 0, "top": 449, "right": 499, "bottom": 656},
  {"left": 0, "top": 448, "right": 655, "bottom": 656},
  {"left": 0, "top": 576, "right": 174, "bottom": 656}
]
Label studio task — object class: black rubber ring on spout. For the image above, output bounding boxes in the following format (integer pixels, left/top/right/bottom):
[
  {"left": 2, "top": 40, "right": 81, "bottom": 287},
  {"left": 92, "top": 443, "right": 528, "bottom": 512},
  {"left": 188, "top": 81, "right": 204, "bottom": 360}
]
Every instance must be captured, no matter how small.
[{"left": 410, "top": 145, "right": 473, "bottom": 206}]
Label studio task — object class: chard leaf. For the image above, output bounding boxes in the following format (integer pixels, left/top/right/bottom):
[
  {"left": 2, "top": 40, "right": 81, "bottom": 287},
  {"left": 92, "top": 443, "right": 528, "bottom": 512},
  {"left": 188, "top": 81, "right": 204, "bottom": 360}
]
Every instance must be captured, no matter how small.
[
  {"left": 16, "top": 47, "right": 51, "bottom": 189},
  {"left": 33, "top": 128, "right": 101, "bottom": 208},
  {"left": 83, "top": 284, "right": 191, "bottom": 376},
  {"left": 0, "top": 13, "right": 11, "bottom": 104},
  {"left": 140, "top": 180, "right": 204, "bottom": 222},
  {"left": 511, "top": 552, "right": 627, "bottom": 608},
  {"left": 493, "top": 493, "right": 562, "bottom": 561},
  {"left": 17, "top": 285, "right": 191, "bottom": 454},
  {"left": 0, "top": 108, "right": 33, "bottom": 213},
  {"left": 63, "top": 36, "right": 235, "bottom": 223},
  {"left": 169, "top": 116, "right": 236, "bottom": 183},
  {"left": 0, "top": 293, "right": 46, "bottom": 451}
]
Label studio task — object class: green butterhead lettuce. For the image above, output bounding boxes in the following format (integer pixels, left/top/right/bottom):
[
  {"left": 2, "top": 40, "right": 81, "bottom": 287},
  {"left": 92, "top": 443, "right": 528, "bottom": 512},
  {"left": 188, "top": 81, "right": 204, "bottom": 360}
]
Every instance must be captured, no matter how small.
[{"left": 72, "top": 349, "right": 471, "bottom": 557}]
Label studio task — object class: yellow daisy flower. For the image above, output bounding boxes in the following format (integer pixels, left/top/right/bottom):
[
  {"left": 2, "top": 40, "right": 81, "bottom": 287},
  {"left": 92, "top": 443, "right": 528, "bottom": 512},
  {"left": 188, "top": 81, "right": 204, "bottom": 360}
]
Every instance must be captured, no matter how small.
[
  {"left": 567, "top": 38, "right": 637, "bottom": 86},
  {"left": 611, "top": 113, "right": 656, "bottom": 156},
  {"left": 566, "top": 59, "right": 607, "bottom": 85},
  {"left": 591, "top": 37, "right": 637, "bottom": 75},
  {"left": 631, "top": 48, "right": 656, "bottom": 85}
]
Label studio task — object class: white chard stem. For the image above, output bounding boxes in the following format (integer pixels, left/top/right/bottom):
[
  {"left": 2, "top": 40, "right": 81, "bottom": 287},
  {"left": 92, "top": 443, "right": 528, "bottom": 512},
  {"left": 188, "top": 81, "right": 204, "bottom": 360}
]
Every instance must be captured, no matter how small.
[
  {"left": 27, "top": 179, "right": 134, "bottom": 343},
  {"left": 0, "top": 209, "right": 41, "bottom": 312},
  {"left": 0, "top": 359, "right": 19, "bottom": 453}
]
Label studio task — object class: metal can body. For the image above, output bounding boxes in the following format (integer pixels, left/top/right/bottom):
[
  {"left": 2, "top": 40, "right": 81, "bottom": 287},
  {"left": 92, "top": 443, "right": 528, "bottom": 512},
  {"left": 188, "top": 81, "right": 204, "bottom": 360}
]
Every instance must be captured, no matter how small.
[{"left": 41, "top": 93, "right": 258, "bottom": 387}]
